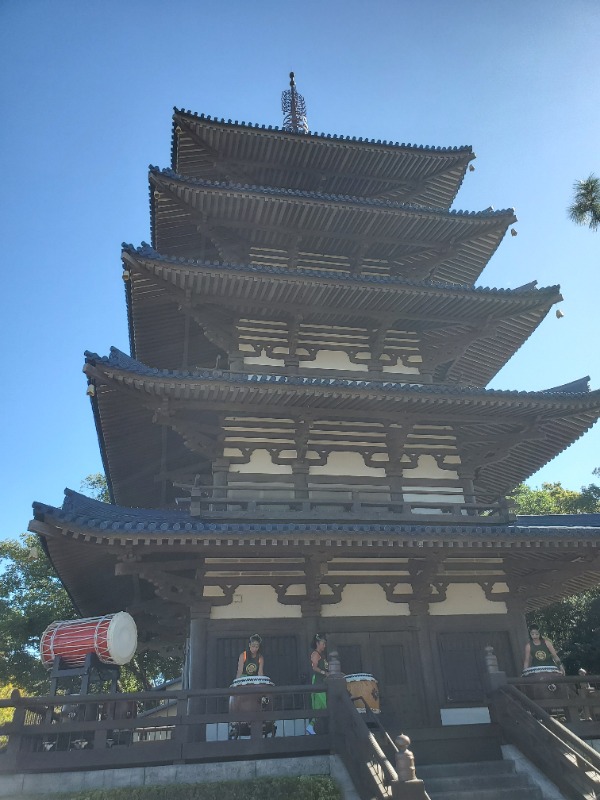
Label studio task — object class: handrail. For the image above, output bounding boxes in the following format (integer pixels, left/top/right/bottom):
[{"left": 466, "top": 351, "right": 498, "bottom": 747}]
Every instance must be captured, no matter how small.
[
  {"left": 489, "top": 682, "right": 600, "bottom": 799},
  {"left": 0, "top": 684, "right": 329, "bottom": 775},
  {"left": 327, "top": 680, "right": 429, "bottom": 800},
  {"left": 175, "top": 482, "right": 512, "bottom": 523}
]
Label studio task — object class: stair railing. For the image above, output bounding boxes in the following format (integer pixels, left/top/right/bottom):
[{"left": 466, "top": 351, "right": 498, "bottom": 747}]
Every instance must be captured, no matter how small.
[
  {"left": 485, "top": 646, "right": 600, "bottom": 800},
  {"left": 327, "top": 653, "right": 430, "bottom": 800}
]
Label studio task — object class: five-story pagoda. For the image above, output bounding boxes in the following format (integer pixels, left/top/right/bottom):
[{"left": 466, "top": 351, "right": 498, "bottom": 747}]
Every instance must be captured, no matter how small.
[{"left": 31, "top": 75, "right": 600, "bottom": 729}]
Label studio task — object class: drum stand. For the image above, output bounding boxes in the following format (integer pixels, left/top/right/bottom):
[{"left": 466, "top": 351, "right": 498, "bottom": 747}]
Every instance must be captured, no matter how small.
[
  {"left": 49, "top": 652, "right": 120, "bottom": 697},
  {"left": 43, "top": 653, "right": 122, "bottom": 751}
]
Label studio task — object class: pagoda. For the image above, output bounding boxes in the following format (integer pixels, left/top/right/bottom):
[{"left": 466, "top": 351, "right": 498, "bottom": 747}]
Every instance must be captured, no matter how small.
[{"left": 30, "top": 75, "right": 600, "bottom": 730}]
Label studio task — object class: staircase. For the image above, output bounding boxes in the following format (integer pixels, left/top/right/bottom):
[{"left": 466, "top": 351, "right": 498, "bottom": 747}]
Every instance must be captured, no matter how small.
[{"left": 419, "top": 760, "right": 545, "bottom": 800}]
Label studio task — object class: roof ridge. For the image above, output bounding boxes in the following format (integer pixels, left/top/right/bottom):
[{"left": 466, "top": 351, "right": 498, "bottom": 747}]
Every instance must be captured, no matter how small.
[
  {"left": 32, "top": 490, "right": 600, "bottom": 534},
  {"left": 149, "top": 166, "right": 516, "bottom": 218},
  {"left": 171, "top": 107, "right": 474, "bottom": 155},
  {"left": 121, "top": 242, "right": 560, "bottom": 297},
  {"left": 85, "top": 347, "right": 597, "bottom": 400}
]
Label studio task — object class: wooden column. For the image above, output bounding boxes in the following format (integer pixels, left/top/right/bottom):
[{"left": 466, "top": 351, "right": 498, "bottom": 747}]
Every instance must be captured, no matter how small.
[
  {"left": 413, "top": 612, "right": 441, "bottom": 726},
  {"left": 187, "top": 610, "right": 209, "bottom": 742}
]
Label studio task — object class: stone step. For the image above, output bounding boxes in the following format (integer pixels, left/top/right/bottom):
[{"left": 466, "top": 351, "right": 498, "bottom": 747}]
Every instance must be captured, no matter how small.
[
  {"left": 420, "top": 759, "right": 544, "bottom": 800},
  {"left": 426, "top": 790, "right": 543, "bottom": 800},
  {"left": 418, "top": 760, "right": 516, "bottom": 779},
  {"left": 424, "top": 773, "right": 529, "bottom": 792}
]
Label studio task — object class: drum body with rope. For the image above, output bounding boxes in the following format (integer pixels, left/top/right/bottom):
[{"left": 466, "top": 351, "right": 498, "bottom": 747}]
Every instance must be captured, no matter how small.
[
  {"left": 40, "top": 612, "right": 137, "bottom": 669},
  {"left": 228, "top": 676, "right": 276, "bottom": 739},
  {"left": 229, "top": 675, "right": 274, "bottom": 714},
  {"left": 345, "top": 673, "right": 380, "bottom": 714},
  {"left": 521, "top": 665, "right": 565, "bottom": 704}
]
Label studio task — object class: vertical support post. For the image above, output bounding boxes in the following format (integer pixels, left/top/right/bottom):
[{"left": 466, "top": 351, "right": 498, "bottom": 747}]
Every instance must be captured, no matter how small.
[{"left": 187, "top": 611, "right": 209, "bottom": 742}]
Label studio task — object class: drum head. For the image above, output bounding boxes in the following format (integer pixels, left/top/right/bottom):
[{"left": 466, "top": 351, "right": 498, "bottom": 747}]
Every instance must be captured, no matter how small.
[
  {"left": 231, "top": 676, "right": 273, "bottom": 687},
  {"left": 345, "top": 673, "right": 375, "bottom": 682},
  {"left": 106, "top": 612, "right": 138, "bottom": 665}
]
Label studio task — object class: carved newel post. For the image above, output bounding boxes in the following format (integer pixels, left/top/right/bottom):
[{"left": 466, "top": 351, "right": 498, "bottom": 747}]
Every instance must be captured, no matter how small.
[
  {"left": 484, "top": 645, "right": 507, "bottom": 692},
  {"left": 395, "top": 734, "right": 416, "bottom": 782},
  {"left": 328, "top": 650, "right": 342, "bottom": 677}
]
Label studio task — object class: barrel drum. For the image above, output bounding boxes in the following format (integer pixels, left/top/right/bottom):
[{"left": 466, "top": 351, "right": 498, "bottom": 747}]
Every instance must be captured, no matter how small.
[
  {"left": 345, "top": 673, "right": 380, "bottom": 713},
  {"left": 40, "top": 612, "right": 137, "bottom": 669}
]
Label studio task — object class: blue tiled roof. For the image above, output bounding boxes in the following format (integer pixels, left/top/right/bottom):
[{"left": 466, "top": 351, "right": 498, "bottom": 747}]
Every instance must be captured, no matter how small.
[
  {"left": 172, "top": 107, "right": 473, "bottom": 154},
  {"left": 515, "top": 514, "right": 600, "bottom": 528},
  {"left": 122, "top": 243, "right": 559, "bottom": 298},
  {"left": 32, "top": 490, "right": 600, "bottom": 537},
  {"left": 150, "top": 167, "right": 515, "bottom": 219},
  {"left": 85, "top": 346, "right": 595, "bottom": 399}
]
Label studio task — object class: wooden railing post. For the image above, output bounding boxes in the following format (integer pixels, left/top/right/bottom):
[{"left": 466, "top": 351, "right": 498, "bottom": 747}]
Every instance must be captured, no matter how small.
[
  {"left": 5, "top": 693, "right": 25, "bottom": 768},
  {"left": 326, "top": 650, "right": 346, "bottom": 745},
  {"left": 484, "top": 645, "right": 507, "bottom": 693},
  {"left": 392, "top": 734, "right": 429, "bottom": 800}
]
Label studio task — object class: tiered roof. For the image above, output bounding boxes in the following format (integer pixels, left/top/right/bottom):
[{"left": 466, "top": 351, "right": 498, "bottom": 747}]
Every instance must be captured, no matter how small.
[
  {"left": 123, "top": 243, "right": 561, "bottom": 384},
  {"left": 84, "top": 347, "right": 600, "bottom": 509},
  {"left": 171, "top": 110, "right": 475, "bottom": 207},
  {"left": 30, "top": 490, "right": 600, "bottom": 623},
  {"left": 149, "top": 168, "right": 515, "bottom": 284}
]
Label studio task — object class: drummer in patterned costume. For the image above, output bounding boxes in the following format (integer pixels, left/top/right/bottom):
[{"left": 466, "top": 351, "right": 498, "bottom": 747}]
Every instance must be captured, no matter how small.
[
  {"left": 306, "top": 633, "right": 328, "bottom": 735},
  {"left": 523, "top": 626, "right": 565, "bottom": 675},
  {"left": 236, "top": 634, "right": 264, "bottom": 679}
]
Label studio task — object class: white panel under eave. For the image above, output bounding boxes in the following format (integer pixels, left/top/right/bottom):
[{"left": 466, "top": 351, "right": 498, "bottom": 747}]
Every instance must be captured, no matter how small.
[
  {"left": 208, "top": 586, "right": 302, "bottom": 619},
  {"left": 429, "top": 584, "right": 508, "bottom": 615},
  {"left": 322, "top": 584, "right": 410, "bottom": 617},
  {"left": 298, "top": 350, "right": 369, "bottom": 371},
  {"left": 309, "top": 452, "right": 387, "bottom": 477},
  {"left": 228, "top": 450, "right": 293, "bottom": 474},
  {"left": 403, "top": 454, "right": 460, "bottom": 480}
]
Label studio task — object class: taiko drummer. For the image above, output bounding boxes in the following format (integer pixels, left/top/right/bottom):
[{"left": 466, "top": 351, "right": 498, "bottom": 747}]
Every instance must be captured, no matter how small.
[
  {"left": 306, "top": 633, "right": 328, "bottom": 735},
  {"left": 236, "top": 634, "right": 264, "bottom": 679},
  {"left": 523, "top": 626, "right": 564, "bottom": 675}
]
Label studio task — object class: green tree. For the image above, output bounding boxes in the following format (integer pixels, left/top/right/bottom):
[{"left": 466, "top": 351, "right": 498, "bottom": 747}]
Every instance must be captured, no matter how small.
[
  {"left": 80, "top": 472, "right": 110, "bottom": 502},
  {"left": 514, "top": 471, "right": 600, "bottom": 673},
  {"left": 1, "top": 474, "right": 181, "bottom": 694},
  {"left": 568, "top": 173, "right": 600, "bottom": 231},
  {"left": 0, "top": 533, "right": 76, "bottom": 693},
  {"left": 511, "top": 480, "right": 600, "bottom": 515}
]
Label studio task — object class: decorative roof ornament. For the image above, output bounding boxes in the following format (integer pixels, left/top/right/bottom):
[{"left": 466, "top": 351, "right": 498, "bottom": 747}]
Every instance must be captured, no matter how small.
[{"left": 282, "top": 72, "right": 309, "bottom": 134}]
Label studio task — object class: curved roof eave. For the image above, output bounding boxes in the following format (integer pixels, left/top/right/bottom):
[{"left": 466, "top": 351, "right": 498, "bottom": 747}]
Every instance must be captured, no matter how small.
[
  {"left": 84, "top": 347, "right": 599, "bottom": 409},
  {"left": 31, "top": 489, "right": 600, "bottom": 543}
]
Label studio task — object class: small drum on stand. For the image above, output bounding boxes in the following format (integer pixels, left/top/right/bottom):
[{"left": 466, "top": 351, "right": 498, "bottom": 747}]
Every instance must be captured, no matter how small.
[
  {"left": 228, "top": 676, "right": 276, "bottom": 739},
  {"left": 40, "top": 613, "right": 138, "bottom": 669},
  {"left": 345, "top": 673, "right": 380, "bottom": 714}
]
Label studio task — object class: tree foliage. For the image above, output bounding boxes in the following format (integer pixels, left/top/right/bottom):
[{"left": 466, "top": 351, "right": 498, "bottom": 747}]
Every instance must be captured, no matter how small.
[
  {"left": 0, "top": 534, "right": 76, "bottom": 693},
  {"left": 513, "top": 472, "right": 600, "bottom": 673},
  {"left": 568, "top": 173, "right": 600, "bottom": 231},
  {"left": 0, "top": 475, "right": 180, "bottom": 695}
]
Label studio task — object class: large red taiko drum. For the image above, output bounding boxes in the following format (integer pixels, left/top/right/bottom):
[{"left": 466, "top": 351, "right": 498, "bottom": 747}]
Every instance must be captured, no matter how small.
[{"left": 40, "top": 612, "right": 137, "bottom": 669}]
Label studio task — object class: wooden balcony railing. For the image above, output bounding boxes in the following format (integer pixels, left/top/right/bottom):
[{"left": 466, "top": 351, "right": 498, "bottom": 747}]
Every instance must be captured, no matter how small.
[
  {"left": 177, "top": 482, "right": 515, "bottom": 524},
  {"left": 0, "top": 681, "right": 429, "bottom": 800}
]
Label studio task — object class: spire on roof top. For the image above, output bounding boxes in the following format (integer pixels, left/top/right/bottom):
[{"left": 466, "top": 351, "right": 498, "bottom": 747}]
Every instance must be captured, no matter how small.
[{"left": 282, "top": 72, "right": 309, "bottom": 134}]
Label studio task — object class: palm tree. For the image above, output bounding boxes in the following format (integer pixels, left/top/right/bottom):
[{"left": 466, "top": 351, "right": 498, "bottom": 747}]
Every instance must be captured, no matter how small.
[{"left": 568, "top": 174, "right": 600, "bottom": 231}]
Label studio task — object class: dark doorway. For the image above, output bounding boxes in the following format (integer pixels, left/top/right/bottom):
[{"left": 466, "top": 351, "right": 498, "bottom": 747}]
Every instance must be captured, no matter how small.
[{"left": 330, "top": 631, "right": 426, "bottom": 728}]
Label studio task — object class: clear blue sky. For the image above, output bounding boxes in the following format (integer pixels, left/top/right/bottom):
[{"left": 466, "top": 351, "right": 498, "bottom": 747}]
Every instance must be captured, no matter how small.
[{"left": 1, "top": 0, "right": 599, "bottom": 541}]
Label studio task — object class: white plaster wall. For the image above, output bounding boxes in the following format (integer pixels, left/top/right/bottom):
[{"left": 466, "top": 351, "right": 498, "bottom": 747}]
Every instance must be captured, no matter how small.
[
  {"left": 243, "top": 352, "right": 286, "bottom": 366},
  {"left": 402, "top": 454, "right": 459, "bottom": 480},
  {"left": 309, "top": 452, "right": 386, "bottom": 477},
  {"left": 228, "top": 450, "right": 293, "bottom": 474},
  {"left": 321, "top": 584, "right": 410, "bottom": 617},
  {"left": 298, "top": 350, "right": 369, "bottom": 371},
  {"left": 208, "top": 585, "right": 302, "bottom": 619},
  {"left": 382, "top": 361, "right": 421, "bottom": 375},
  {"left": 429, "top": 583, "right": 508, "bottom": 615}
]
